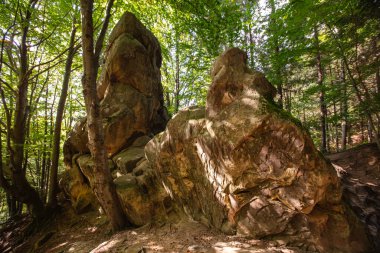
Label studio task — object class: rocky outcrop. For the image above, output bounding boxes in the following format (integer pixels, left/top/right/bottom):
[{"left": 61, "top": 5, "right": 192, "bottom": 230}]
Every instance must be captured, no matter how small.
[
  {"left": 146, "top": 48, "right": 371, "bottom": 252},
  {"left": 63, "top": 11, "right": 168, "bottom": 162},
  {"left": 61, "top": 12, "right": 170, "bottom": 225}
]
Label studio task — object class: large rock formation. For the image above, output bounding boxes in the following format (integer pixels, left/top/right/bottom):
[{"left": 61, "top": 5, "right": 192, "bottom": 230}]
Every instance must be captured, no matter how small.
[
  {"left": 145, "top": 48, "right": 371, "bottom": 252},
  {"left": 61, "top": 12, "right": 170, "bottom": 225},
  {"left": 61, "top": 11, "right": 372, "bottom": 252}
]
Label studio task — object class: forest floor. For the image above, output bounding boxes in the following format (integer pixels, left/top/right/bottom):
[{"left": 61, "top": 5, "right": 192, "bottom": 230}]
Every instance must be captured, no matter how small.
[
  {"left": 1, "top": 143, "right": 379, "bottom": 253},
  {"left": 10, "top": 204, "right": 303, "bottom": 253}
]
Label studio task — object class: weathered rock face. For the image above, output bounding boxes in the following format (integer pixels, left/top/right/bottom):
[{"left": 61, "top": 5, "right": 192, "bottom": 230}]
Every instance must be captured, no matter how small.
[
  {"left": 206, "top": 48, "right": 277, "bottom": 118},
  {"left": 64, "top": 11, "right": 168, "bottom": 162},
  {"left": 328, "top": 143, "right": 380, "bottom": 252},
  {"left": 146, "top": 48, "right": 371, "bottom": 252},
  {"left": 61, "top": 13, "right": 372, "bottom": 251},
  {"left": 61, "top": 12, "right": 170, "bottom": 225},
  {"left": 59, "top": 154, "right": 97, "bottom": 213},
  {"left": 73, "top": 135, "right": 170, "bottom": 226}
]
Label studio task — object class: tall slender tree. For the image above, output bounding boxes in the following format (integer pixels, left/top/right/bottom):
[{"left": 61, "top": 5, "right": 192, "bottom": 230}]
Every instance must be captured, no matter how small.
[
  {"left": 313, "top": 26, "right": 328, "bottom": 153},
  {"left": 79, "top": 0, "right": 127, "bottom": 231},
  {"left": 48, "top": 13, "right": 79, "bottom": 207}
]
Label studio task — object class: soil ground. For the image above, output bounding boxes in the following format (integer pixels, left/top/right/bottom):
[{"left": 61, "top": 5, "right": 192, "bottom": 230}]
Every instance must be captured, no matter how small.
[{"left": 10, "top": 203, "right": 303, "bottom": 253}]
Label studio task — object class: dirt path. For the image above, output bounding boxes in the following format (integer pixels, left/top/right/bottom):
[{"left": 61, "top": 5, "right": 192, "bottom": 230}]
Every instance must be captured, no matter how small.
[
  {"left": 14, "top": 205, "right": 111, "bottom": 253},
  {"left": 14, "top": 204, "right": 303, "bottom": 253}
]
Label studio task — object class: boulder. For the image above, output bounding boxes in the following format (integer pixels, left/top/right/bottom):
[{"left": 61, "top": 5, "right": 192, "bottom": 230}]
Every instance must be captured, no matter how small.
[
  {"left": 112, "top": 147, "right": 145, "bottom": 173},
  {"left": 206, "top": 48, "right": 277, "bottom": 118},
  {"left": 73, "top": 151, "right": 170, "bottom": 226},
  {"left": 146, "top": 48, "right": 371, "bottom": 252},
  {"left": 112, "top": 160, "right": 169, "bottom": 226}
]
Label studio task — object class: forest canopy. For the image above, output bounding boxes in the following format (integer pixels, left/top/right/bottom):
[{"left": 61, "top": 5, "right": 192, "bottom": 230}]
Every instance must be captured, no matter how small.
[{"left": 0, "top": 0, "right": 379, "bottom": 223}]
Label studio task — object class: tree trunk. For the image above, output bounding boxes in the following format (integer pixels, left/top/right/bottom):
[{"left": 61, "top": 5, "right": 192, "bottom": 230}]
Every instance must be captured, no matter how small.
[
  {"left": 174, "top": 15, "right": 180, "bottom": 113},
  {"left": 269, "top": 0, "right": 283, "bottom": 108},
  {"left": 248, "top": 23, "right": 254, "bottom": 68},
  {"left": 80, "top": 0, "right": 126, "bottom": 231},
  {"left": 166, "top": 92, "right": 171, "bottom": 110},
  {"left": 48, "top": 20, "right": 77, "bottom": 206},
  {"left": 360, "top": 117, "right": 365, "bottom": 142},
  {"left": 314, "top": 26, "right": 327, "bottom": 153},
  {"left": 374, "top": 37, "right": 380, "bottom": 136},
  {"left": 333, "top": 101, "right": 339, "bottom": 151},
  {"left": 341, "top": 61, "right": 348, "bottom": 150},
  {"left": 41, "top": 86, "right": 48, "bottom": 197},
  {"left": 368, "top": 119, "right": 373, "bottom": 142},
  {"left": 0, "top": 128, "right": 20, "bottom": 218},
  {"left": 175, "top": 52, "right": 180, "bottom": 112},
  {"left": 376, "top": 66, "right": 380, "bottom": 95}
]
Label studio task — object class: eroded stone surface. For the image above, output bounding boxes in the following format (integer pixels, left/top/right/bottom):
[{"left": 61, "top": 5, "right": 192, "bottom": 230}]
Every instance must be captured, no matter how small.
[
  {"left": 328, "top": 143, "right": 380, "bottom": 251},
  {"left": 63, "top": 11, "right": 168, "bottom": 162},
  {"left": 59, "top": 154, "right": 97, "bottom": 213},
  {"left": 146, "top": 48, "right": 371, "bottom": 252}
]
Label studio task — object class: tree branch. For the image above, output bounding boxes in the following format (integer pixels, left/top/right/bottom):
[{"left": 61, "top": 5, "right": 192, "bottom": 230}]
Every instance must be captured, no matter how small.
[
  {"left": 94, "top": 0, "right": 115, "bottom": 69},
  {"left": 0, "top": 0, "right": 20, "bottom": 74},
  {"left": 0, "top": 78, "right": 16, "bottom": 95},
  {"left": 29, "top": 58, "right": 65, "bottom": 81},
  {"left": 28, "top": 47, "right": 69, "bottom": 73}
]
